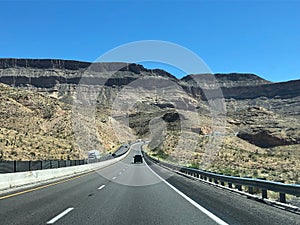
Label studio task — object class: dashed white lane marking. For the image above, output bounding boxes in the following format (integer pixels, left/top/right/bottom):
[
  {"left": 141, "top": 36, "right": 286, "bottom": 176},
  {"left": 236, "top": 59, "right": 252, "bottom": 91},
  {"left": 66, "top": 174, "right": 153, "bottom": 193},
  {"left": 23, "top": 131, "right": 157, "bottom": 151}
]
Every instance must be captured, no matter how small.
[
  {"left": 112, "top": 176, "right": 116, "bottom": 180},
  {"left": 98, "top": 185, "right": 105, "bottom": 190},
  {"left": 123, "top": 168, "right": 126, "bottom": 171},
  {"left": 47, "top": 207, "right": 74, "bottom": 224},
  {"left": 145, "top": 162, "right": 229, "bottom": 225},
  {"left": 119, "top": 172, "right": 122, "bottom": 175}
]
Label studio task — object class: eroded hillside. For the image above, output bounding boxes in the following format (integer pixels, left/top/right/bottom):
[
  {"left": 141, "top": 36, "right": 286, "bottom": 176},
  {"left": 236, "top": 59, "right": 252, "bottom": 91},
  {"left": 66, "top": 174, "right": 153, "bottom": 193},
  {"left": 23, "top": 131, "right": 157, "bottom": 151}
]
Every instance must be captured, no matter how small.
[
  {"left": 0, "top": 58, "right": 299, "bottom": 183},
  {"left": 0, "top": 83, "right": 125, "bottom": 160}
]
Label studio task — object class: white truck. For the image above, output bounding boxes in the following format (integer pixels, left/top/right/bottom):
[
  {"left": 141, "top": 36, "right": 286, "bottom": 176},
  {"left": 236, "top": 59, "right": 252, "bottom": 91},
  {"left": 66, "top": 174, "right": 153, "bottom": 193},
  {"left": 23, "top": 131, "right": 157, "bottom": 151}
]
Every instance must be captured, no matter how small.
[{"left": 87, "top": 150, "right": 101, "bottom": 163}]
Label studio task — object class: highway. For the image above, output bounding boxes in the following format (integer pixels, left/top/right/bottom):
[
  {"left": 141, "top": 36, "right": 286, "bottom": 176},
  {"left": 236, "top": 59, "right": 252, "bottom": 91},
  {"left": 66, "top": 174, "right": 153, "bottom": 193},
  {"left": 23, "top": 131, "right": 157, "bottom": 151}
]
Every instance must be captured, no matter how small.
[{"left": 0, "top": 142, "right": 299, "bottom": 225}]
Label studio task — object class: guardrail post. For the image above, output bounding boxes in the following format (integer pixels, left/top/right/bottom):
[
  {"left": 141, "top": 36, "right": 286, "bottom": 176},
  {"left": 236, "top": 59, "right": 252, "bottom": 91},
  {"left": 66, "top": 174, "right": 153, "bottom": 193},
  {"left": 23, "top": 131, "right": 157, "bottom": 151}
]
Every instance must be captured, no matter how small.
[
  {"left": 235, "top": 175, "right": 242, "bottom": 191},
  {"left": 277, "top": 180, "right": 286, "bottom": 203},
  {"left": 214, "top": 179, "right": 219, "bottom": 184},
  {"left": 245, "top": 177, "right": 254, "bottom": 194},
  {"left": 225, "top": 174, "right": 233, "bottom": 188},
  {"left": 236, "top": 184, "right": 242, "bottom": 191},
  {"left": 262, "top": 189, "right": 268, "bottom": 199},
  {"left": 279, "top": 192, "right": 286, "bottom": 203},
  {"left": 248, "top": 186, "right": 254, "bottom": 194},
  {"left": 258, "top": 178, "right": 268, "bottom": 199},
  {"left": 219, "top": 173, "right": 224, "bottom": 186}
]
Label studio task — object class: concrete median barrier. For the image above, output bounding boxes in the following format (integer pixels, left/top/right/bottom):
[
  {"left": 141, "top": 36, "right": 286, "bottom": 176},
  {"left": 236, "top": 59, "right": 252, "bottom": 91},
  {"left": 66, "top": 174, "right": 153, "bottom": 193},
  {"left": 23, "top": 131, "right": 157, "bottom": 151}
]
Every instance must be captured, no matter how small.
[{"left": 0, "top": 149, "right": 130, "bottom": 191}]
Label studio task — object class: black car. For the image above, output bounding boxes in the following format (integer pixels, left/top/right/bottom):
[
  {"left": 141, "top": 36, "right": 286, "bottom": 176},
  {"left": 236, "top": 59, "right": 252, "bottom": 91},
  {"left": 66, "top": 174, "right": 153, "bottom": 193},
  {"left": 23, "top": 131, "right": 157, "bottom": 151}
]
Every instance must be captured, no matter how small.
[{"left": 133, "top": 154, "right": 143, "bottom": 163}]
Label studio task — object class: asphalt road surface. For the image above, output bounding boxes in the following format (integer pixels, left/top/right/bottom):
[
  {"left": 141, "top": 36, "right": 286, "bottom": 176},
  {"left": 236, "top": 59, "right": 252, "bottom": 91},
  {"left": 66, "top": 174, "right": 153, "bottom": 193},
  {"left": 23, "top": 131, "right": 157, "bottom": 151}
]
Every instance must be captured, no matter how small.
[{"left": 0, "top": 142, "right": 299, "bottom": 225}]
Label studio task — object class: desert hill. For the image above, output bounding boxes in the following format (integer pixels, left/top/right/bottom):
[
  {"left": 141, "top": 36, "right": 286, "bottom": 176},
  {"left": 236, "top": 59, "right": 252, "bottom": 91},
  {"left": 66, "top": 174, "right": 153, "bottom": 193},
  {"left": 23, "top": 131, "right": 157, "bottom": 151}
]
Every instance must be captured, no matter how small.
[{"left": 0, "top": 58, "right": 299, "bottom": 183}]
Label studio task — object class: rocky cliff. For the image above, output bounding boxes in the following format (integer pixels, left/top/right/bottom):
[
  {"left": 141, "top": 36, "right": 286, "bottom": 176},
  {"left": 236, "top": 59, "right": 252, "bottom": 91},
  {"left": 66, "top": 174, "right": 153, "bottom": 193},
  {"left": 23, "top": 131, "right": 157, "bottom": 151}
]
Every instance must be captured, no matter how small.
[
  {"left": 0, "top": 58, "right": 177, "bottom": 88},
  {"left": 1, "top": 58, "right": 298, "bottom": 100},
  {"left": 1, "top": 58, "right": 299, "bottom": 147},
  {"left": 0, "top": 58, "right": 299, "bottom": 183}
]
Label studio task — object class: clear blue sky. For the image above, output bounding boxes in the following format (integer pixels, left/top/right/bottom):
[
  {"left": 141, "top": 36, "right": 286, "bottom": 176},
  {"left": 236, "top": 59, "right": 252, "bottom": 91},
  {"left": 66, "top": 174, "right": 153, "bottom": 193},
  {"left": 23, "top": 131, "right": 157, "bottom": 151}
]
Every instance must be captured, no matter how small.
[{"left": 0, "top": 0, "right": 299, "bottom": 82}]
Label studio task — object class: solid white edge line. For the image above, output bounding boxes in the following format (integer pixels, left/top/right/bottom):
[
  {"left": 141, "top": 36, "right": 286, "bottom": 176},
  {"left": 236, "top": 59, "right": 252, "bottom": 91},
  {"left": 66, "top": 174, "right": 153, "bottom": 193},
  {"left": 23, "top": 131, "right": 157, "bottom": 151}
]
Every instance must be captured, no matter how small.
[
  {"left": 98, "top": 185, "right": 105, "bottom": 190},
  {"left": 145, "top": 161, "right": 229, "bottom": 225},
  {"left": 46, "top": 207, "right": 74, "bottom": 224}
]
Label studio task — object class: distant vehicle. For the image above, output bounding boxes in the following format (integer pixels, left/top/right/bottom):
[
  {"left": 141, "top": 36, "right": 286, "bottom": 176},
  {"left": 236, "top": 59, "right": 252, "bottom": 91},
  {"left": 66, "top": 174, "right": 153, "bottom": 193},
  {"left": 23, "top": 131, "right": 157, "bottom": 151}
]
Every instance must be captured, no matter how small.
[
  {"left": 88, "top": 150, "right": 101, "bottom": 163},
  {"left": 133, "top": 154, "right": 143, "bottom": 163}
]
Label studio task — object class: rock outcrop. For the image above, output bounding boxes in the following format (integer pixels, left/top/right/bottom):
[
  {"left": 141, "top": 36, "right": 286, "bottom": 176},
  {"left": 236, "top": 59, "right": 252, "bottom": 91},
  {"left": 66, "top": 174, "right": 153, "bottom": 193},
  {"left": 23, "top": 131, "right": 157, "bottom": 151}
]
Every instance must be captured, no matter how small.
[
  {"left": 0, "top": 58, "right": 299, "bottom": 150},
  {"left": 1, "top": 58, "right": 300, "bottom": 183}
]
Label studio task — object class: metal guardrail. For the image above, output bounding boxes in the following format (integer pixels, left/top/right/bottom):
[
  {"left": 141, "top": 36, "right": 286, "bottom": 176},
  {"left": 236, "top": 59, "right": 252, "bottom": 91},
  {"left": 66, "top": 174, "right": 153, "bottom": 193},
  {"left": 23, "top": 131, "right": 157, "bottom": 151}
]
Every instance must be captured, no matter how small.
[{"left": 144, "top": 153, "right": 300, "bottom": 203}]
